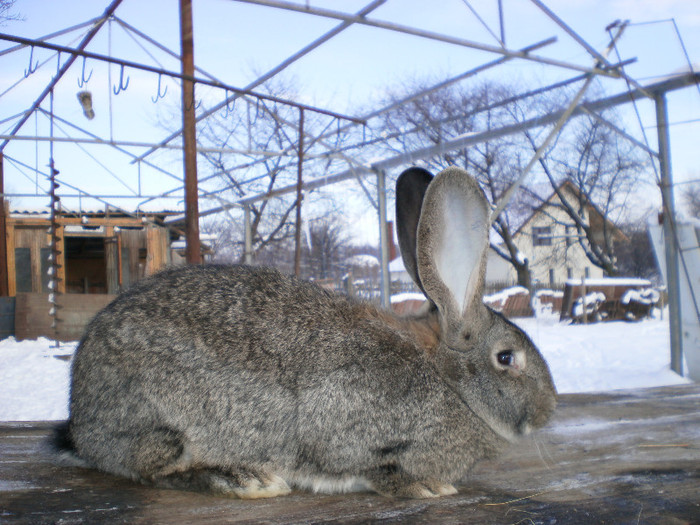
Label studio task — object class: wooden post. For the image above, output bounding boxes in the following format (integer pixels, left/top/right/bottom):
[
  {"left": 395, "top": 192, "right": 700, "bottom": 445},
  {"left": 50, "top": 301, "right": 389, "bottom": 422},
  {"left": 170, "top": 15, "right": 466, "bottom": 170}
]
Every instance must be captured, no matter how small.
[{"left": 180, "top": 0, "right": 202, "bottom": 265}]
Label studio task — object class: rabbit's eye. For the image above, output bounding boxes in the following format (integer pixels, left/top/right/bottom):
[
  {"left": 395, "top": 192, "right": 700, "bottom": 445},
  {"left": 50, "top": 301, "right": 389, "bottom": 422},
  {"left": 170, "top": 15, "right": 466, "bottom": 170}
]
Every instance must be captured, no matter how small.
[{"left": 497, "top": 350, "right": 514, "bottom": 366}]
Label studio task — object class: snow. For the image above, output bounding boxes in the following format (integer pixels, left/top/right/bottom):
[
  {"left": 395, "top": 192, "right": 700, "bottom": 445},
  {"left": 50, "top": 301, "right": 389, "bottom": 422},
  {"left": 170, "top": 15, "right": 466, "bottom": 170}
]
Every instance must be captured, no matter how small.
[
  {"left": 565, "top": 277, "right": 651, "bottom": 287},
  {"left": 572, "top": 291, "right": 606, "bottom": 317},
  {"left": 345, "top": 254, "right": 379, "bottom": 267},
  {"left": 388, "top": 257, "right": 406, "bottom": 273},
  {"left": 0, "top": 315, "right": 692, "bottom": 422},
  {"left": 514, "top": 315, "right": 691, "bottom": 394},
  {"left": 0, "top": 337, "right": 75, "bottom": 422},
  {"left": 483, "top": 286, "right": 529, "bottom": 304},
  {"left": 390, "top": 292, "right": 426, "bottom": 304},
  {"left": 621, "top": 288, "right": 660, "bottom": 305},
  {"left": 532, "top": 289, "right": 564, "bottom": 317}
]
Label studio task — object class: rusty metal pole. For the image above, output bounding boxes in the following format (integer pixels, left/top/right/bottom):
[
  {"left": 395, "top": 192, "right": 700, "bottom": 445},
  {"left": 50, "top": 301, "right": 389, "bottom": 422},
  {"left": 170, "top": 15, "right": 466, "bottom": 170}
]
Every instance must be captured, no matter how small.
[
  {"left": 294, "top": 108, "right": 304, "bottom": 277},
  {"left": 0, "top": 153, "right": 8, "bottom": 296},
  {"left": 180, "top": 0, "right": 202, "bottom": 264}
]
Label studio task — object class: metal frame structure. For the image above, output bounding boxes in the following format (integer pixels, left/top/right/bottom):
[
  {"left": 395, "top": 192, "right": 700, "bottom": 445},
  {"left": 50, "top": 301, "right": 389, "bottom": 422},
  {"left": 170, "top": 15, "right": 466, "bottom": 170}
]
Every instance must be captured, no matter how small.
[{"left": 0, "top": 0, "right": 698, "bottom": 374}]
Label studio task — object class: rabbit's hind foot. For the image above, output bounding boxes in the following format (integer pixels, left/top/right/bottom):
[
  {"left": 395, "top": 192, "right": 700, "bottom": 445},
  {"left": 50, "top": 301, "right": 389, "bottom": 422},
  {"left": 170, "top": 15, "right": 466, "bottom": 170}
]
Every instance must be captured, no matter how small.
[
  {"left": 155, "top": 466, "right": 291, "bottom": 499},
  {"left": 369, "top": 467, "right": 457, "bottom": 499}
]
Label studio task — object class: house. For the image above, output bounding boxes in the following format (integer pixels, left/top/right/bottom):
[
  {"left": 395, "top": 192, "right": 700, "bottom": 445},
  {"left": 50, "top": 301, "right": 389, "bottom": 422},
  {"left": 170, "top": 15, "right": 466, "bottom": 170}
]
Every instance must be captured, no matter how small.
[
  {"left": 487, "top": 181, "right": 628, "bottom": 287},
  {"left": 4, "top": 209, "right": 183, "bottom": 296},
  {"left": 1, "top": 208, "right": 210, "bottom": 341}
]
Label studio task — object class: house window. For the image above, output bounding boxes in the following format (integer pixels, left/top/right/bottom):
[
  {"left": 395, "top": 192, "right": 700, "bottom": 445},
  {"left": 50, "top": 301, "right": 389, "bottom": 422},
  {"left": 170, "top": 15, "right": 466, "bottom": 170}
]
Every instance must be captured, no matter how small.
[
  {"left": 532, "top": 226, "right": 552, "bottom": 246},
  {"left": 549, "top": 268, "right": 555, "bottom": 285},
  {"left": 565, "top": 225, "right": 573, "bottom": 247},
  {"left": 585, "top": 267, "right": 591, "bottom": 278}
]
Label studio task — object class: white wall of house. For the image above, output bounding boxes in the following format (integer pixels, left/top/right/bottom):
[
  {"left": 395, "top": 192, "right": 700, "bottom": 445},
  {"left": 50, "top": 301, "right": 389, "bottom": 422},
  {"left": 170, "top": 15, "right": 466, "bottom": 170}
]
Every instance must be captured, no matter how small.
[
  {"left": 512, "top": 188, "right": 604, "bottom": 286},
  {"left": 486, "top": 186, "right": 607, "bottom": 288}
]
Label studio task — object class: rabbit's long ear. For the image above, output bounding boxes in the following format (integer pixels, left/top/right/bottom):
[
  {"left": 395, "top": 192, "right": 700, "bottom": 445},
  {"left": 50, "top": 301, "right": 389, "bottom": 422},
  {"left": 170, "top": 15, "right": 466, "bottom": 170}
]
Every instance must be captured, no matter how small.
[
  {"left": 416, "top": 167, "right": 490, "bottom": 339},
  {"left": 396, "top": 167, "right": 433, "bottom": 293}
]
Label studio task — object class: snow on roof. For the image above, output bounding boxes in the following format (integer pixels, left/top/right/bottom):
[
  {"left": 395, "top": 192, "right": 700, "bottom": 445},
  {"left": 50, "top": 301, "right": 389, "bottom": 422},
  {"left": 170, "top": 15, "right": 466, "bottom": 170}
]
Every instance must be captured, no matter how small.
[
  {"left": 390, "top": 292, "right": 426, "bottom": 304},
  {"left": 345, "top": 254, "right": 379, "bottom": 267},
  {"left": 10, "top": 207, "right": 183, "bottom": 218},
  {"left": 484, "top": 286, "right": 529, "bottom": 304}
]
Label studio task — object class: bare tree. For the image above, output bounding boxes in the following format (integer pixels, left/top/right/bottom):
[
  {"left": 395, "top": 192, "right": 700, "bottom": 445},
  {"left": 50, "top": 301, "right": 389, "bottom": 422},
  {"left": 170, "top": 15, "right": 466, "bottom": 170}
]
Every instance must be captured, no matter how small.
[
  {"left": 192, "top": 77, "right": 352, "bottom": 267},
  {"left": 682, "top": 181, "right": 700, "bottom": 218},
  {"left": 521, "top": 104, "right": 648, "bottom": 276},
  {"left": 377, "top": 80, "right": 537, "bottom": 290},
  {"left": 0, "top": 0, "right": 21, "bottom": 24},
  {"left": 616, "top": 219, "right": 660, "bottom": 281},
  {"left": 301, "top": 216, "right": 351, "bottom": 281}
]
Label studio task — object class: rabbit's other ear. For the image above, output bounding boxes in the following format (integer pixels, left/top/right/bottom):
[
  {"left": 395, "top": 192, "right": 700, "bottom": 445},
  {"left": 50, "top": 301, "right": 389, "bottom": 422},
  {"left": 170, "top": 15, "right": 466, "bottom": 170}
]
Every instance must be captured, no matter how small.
[
  {"left": 416, "top": 167, "right": 490, "bottom": 343},
  {"left": 396, "top": 167, "right": 434, "bottom": 294}
]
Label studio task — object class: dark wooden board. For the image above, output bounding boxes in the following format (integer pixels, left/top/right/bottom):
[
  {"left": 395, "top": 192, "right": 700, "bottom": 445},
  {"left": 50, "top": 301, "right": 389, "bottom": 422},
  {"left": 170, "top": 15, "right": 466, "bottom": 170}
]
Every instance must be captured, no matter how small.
[{"left": 1, "top": 384, "right": 699, "bottom": 524}]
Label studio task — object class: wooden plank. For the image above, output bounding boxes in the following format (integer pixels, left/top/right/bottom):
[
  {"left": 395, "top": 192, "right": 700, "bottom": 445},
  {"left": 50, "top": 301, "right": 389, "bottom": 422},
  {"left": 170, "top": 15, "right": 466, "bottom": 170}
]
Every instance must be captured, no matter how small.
[
  {"left": 6, "top": 219, "right": 16, "bottom": 296},
  {"left": 0, "top": 384, "right": 698, "bottom": 523},
  {"left": 146, "top": 224, "right": 170, "bottom": 276},
  {"left": 14, "top": 293, "right": 115, "bottom": 341}
]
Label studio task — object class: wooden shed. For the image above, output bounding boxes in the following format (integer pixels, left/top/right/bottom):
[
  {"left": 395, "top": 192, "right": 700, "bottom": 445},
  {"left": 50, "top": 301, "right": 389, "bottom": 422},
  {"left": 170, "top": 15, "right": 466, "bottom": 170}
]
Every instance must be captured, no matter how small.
[{"left": 1, "top": 209, "right": 184, "bottom": 340}]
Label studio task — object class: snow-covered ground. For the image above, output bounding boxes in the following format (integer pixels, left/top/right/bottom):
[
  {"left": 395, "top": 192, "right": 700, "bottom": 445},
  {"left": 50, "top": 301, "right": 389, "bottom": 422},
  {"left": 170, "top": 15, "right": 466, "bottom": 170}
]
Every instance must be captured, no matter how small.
[{"left": 0, "top": 313, "right": 691, "bottom": 422}]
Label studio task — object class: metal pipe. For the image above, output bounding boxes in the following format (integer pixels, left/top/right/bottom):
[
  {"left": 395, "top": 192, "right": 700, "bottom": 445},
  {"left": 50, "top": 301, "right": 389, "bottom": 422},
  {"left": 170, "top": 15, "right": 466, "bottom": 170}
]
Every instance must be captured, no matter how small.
[
  {"left": 294, "top": 108, "right": 304, "bottom": 276},
  {"left": 527, "top": 0, "right": 651, "bottom": 98},
  {"left": 0, "top": 32, "right": 366, "bottom": 126},
  {"left": 230, "top": 0, "right": 621, "bottom": 78},
  {"left": 490, "top": 21, "right": 628, "bottom": 222},
  {"left": 237, "top": 71, "right": 700, "bottom": 206},
  {"left": 0, "top": 134, "right": 304, "bottom": 157},
  {"left": 376, "top": 169, "right": 390, "bottom": 308},
  {"left": 130, "top": 0, "right": 383, "bottom": 164},
  {"left": 0, "top": 17, "right": 101, "bottom": 58},
  {"left": 2, "top": 192, "right": 186, "bottom": 199},
  {"left": 655, "top": 92, "right": 683, "bottom": 375},
  {"left": 244, "top": 204, "right": 253, "bottom": 264},
  {"left": 581, "top": 107, "right": 658, "bottom": 157}
]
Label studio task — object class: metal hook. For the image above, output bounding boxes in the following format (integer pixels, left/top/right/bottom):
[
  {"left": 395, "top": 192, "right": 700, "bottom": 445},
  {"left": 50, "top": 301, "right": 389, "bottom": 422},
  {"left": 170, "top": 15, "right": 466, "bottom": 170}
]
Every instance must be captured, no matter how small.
[
  {"left": 225, "top": 91, "right": 236, "bottom": 114},
  {"left": 24, "top": 46, "right": 39, "bottom": 77},
  {"left": 151, "top": 74, "right": 168, "bottom": 103},
  {"left": 250, "top": 98, "right": 261, "bottom": 126},
  {"left": 112, "top": 65, "right": 130, "bottom": 95},
  {"left": 77, "top": 57, "right": 93, "bottom": 88},
  {"left": 184, "top": 96, "right": 201, "bottom": 112}
]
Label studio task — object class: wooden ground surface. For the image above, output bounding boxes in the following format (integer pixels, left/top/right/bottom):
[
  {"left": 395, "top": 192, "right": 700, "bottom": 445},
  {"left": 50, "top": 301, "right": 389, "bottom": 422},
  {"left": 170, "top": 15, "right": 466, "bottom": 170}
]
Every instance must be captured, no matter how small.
[{"left": 1, "top": 384, "right": 699, "bottom": 524}]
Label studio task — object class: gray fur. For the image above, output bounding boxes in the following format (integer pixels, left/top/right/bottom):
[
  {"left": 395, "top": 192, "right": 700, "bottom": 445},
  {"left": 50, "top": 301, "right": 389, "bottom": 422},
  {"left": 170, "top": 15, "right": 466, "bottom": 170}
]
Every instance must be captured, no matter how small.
[{"left": 65, "top": 167, "right": 556, "bottom": 499}]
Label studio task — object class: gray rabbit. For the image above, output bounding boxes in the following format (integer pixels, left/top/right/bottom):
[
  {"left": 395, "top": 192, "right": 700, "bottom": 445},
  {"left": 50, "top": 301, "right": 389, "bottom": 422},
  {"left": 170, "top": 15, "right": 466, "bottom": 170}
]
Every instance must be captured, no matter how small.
[{"left": 58, "top": 166, "right": 556, "bottom": 499}]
